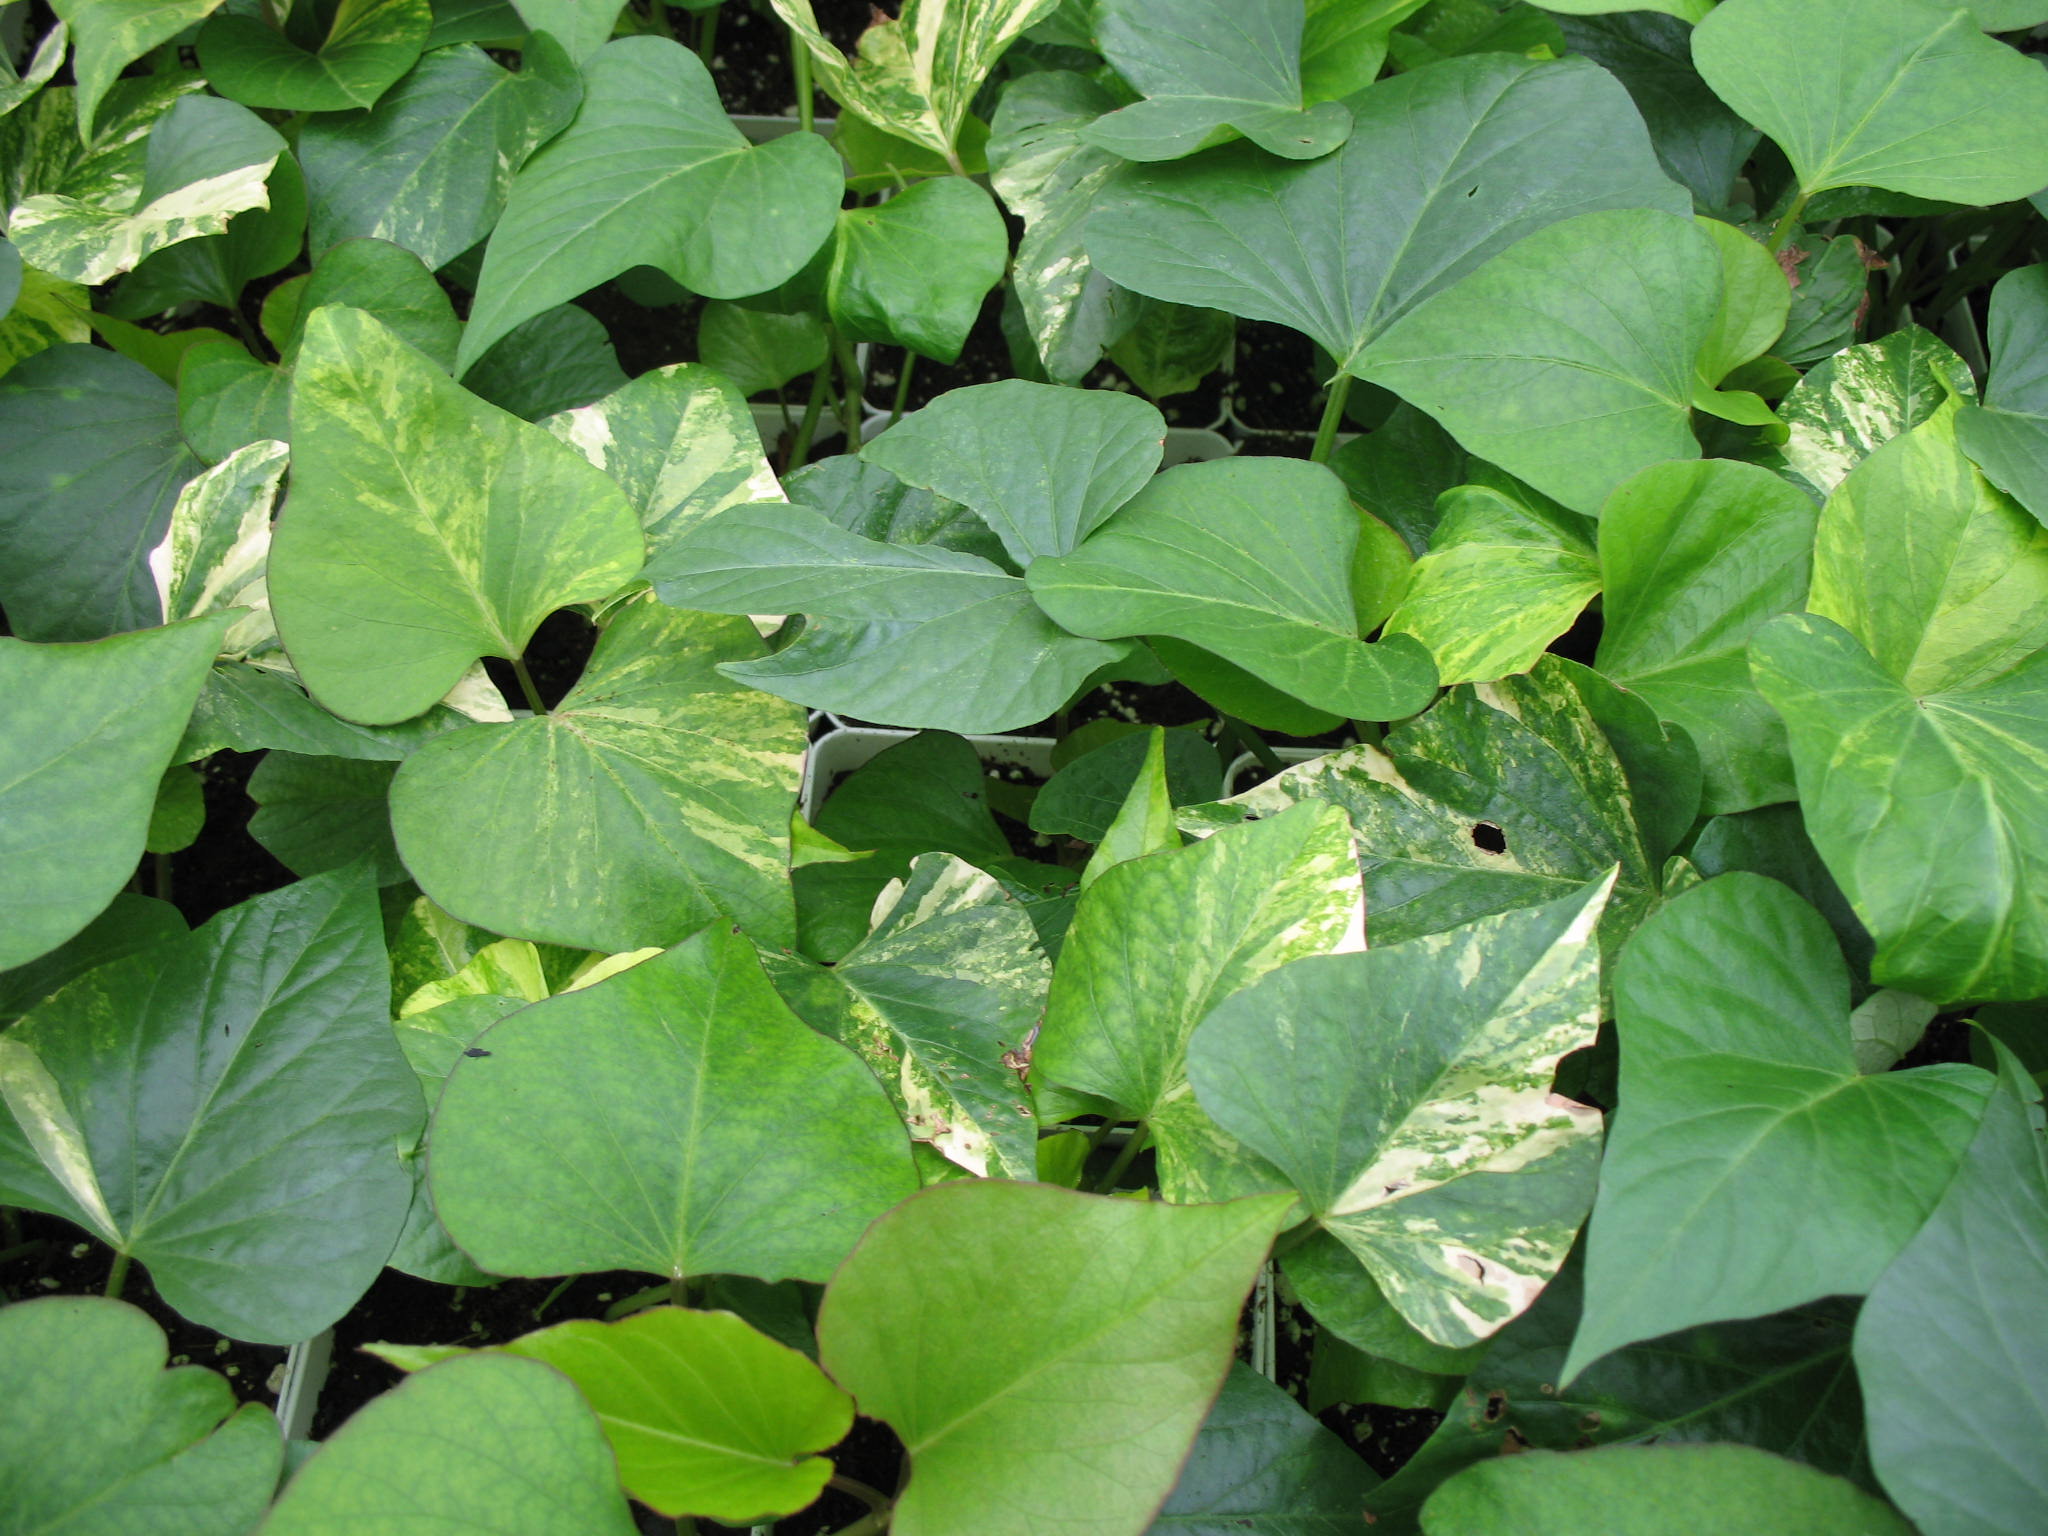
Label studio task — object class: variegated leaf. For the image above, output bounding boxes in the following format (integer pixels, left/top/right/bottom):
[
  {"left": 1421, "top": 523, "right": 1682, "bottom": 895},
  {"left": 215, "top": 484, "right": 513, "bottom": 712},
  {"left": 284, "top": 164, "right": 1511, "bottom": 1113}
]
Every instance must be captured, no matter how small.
[
  {"left": 52, "top": 0, "right": 227, "bottom": 139},
  {"left": 148, "top": 438, "right": 284, "bottom": 658},
  {"left": 0, "top": 21, "right": 67, "bottom": 119},
  {"left": 768, "top": 0, "right": 1061, "bottom": 166},
  {"left": 0, "top": 262, "right": 89, "bottom": 377},
  {"left": 766, "top": 854, "right": 1050, "bottom": 1180},
  {"left": 1776, "top": 326, "right": 1974, "bottom": 499},
  {"left": 1188, "top": 876, "right": 1614, "bottom": 1347}
]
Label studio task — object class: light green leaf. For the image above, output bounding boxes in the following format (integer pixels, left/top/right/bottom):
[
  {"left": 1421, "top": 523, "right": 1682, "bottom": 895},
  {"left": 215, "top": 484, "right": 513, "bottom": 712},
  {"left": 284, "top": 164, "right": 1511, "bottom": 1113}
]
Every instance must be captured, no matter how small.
[
  {"left": 1954, "top": 264, "right": 2048, "bottom": 529},
  {"left": 1749, "top": 612, "right": 2048, "bottom": 1003},
  {"left": 248, "top": 753, "right": 406, "bottom": 884},
  {"left": 397, "top": 936, "right": 548, "bottom": 1015},
  {"left": 1083, "top": 0, "right": 1351, "bottom": 163},
  {"left": 1190, "top": 878, "right": 1612, "bottom": 1347},
  {"left": 1108, "top": 297, "right": 1235, "bottom": 403},
  {"left": 1083, "top": 727, "right": 1183, "bottom": 887},
  {"left": 545, "top": 362, "right": 783, "bottom": 560},
  {"left": 1856, "top": 1043, "right": 2048, "bottom": 1535},
  {"left": 269, "top": 305, "right": 645, "bottom": 725},
  {"left": 768, "top": 0, "right": 1060, "bottom": 164},
  {"left": 9, "top": 95, "right": 282, "bottom": 286},
  {"left": 509, "top": 0, "right": 623, "bottom": 61},
  {"left": 0, "top": 615, "right": 227, "bottom": 970},
  {"left": 1810, "top": 409, "right": 2048, "bottom": 696},
  {"left": 1691, "top": 0, "right": 2048, "bottom": 203},
  {"left": 1383, "top": 484, "right": 1598, "bottom": 687},
  {"left": 260, "top": 1353, "right": 638, "bottom": 1534},
  {"left": 50, "top": 0, "right": 227, "bottom": 139},
  {"left": 429, "top": 923, "right": 917, "bottom": 1282},
  {"left": 1849, "top": 990, "right": 1938, "bottom": 1076},
  {"left": 1084, "top": 53, "right": 1688, "bottom": 375},
  {"left": 1029, "top": 456, "right": 1439, "bottom": 720},
  {"left": 299, "top": 36, "right": 582, "bottom": 271},
  {"left": 1694, "top": 215, "right": 1788, "bottom": 388},
  {"left": 696, "top": 302, "right": 828, "bottom": 398},
  {"left": 0, "top": 868, "right": 423, "bottom": 1344},
  {"left": 1595, "top": 459, "right": 1817, "bottom": 814},
  {"left": 147, "top": 437, "right": 284, "bottom": 660},
  {"left": 0, "top": 261, "right": 90, "bottom": 376},
  {"left": 458, "top": 36, "right": 844, "bottom": 372},
  {"left": 767, "top": 854, "right": 1049, "bottom": 1180},
  {"left": 1032, "top": 725, "right": 1220, "bottom": 844},
  {"left": 829, "top": 175, "right": 1008, "bottom": 365},
  {"left": 1778, "top": 326, "right": 1976, "bottom": 497},
  {"left": 198, "top": 0, "right": 430, "bottom": 112},
  {"left": 0, "top": 1297, "right": 280, "bottom": 1536},
  {"left": 463, "top": 301, "right": 627, "bottom": 420},
  {"left": 1356, "top": 209, "right": 1719, "bottom": 517},
  {"left": 1420, "top": 1445, "right": 1912, "bottom": 1536},
  {"left": 1530, "top": 0, "right": 1712, "bottom": 19},
  {"left": 0, "top": 20, "right": 68, "bottom": 119},
  {"left": 1566, "top": 873, "right": 1993, "bottom": 1379},
  {"left": 817, "top": 1180, "right": 1293, "bottom": 1536},
  {"left": 390, "top": 599, "right": 804, "bottom": 953}
]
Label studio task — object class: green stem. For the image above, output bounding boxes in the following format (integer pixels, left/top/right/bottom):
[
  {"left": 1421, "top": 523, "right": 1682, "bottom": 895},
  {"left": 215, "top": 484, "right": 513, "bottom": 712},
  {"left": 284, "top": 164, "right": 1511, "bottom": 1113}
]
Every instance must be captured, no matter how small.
[
  {"left": 650, "top": 0, "right": 671, "bottom": 39},
  {"left": 831, "top": 1476, "right": 892, "bottom": 1515},
  {"left": 1, "top": 1206, "right": 20, "bottom": 1247},
  {"left": 1308, "top": 373, "right": 1353, "bottom": 463},
  {"left": 531, "top": 1276, "right": 575, "bottom": 1321},
  {"left": 828, "top": 1509, "right": 892, "bottom": 1536},
  {"left": 511, "top": 657, "right": 548, "bottom": 715},
  {"left": 1093, "top": 1120, "right": 1150, "bottom": 1194},
  {"left": 792, "top": 29, "right": 814, "bottom": 134},
  {"left": 1765, "top": 190, "right": 1811, "bottom": 256},
  {"left": 105, "top": 1251, "right": 131, "bottom": 1300},
  {"left": 153, "top": 852, "right": 173, "bottom": 905},
  {"left": 829, "top": 325, "right": 864, "bottom": 445},
  {"left": 888, "top": 349, "right": 918, "bottom": 428},
  {"left": 787, "top": 362, "right": 831, "bottom": 471},
  {"left": 668, "top": 1274, "right": 688, "bottom": 1308},
  {"left": 1222, "top": 715, "right": 1283, "bottom": 774},
  {"left": 695, "top": 5, "right": 717, "bottom": 63},
  {"left": 229, "top": 300, "right": 269, "bottom": 362}
]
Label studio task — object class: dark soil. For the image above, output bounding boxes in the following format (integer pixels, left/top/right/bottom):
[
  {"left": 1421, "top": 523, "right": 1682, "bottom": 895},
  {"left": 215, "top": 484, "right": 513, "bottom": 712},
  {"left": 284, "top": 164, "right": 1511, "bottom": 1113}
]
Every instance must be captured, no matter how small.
[
  {"left": 160, "top": 749, "right": 296, "bottom": 926},
  {"left": 702, "top": 0, "right": 864, "bottom": 119},
  {"left": 1224, "top": 324, "right": 1329, "bottom": 435},
  {"left": 580, "top": 280, "right": 703, "bottom": 378}
]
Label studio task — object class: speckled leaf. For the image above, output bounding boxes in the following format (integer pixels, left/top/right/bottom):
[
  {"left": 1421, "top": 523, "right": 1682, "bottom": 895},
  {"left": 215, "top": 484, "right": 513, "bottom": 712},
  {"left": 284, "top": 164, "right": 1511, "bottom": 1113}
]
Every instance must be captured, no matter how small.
[
  {"left": 817, "top": 1181, "right": 1293, "bottom": 1536},
  {"left": 1356, "top": 209, "right": 1718, "bottom": 517},
  {"left": 0, "top": 868, "right": 422, "bottom": 1344},
  {"left": 1856, "top": 1043, "right": 2048, "bottom": 1536},
  {"left": 1084, "top": 0, "right": 1351, "bottom": 163},
  {"left": 1810, "top": 408, "right": 2048, "bottom": 696},
  {"left": 260, "top": 1353, "right": 638, "bottom": 1535},
  {"left": 829, "top": 175, "right": 1007, "bottom": 365},
  {"left": 1084, "top": 53, "right": 1688, "bottom": 374},
  {"left": 391, "top": 600, "right": 803, "bottom": 953},
  {"left": 1383, "top": 484, "right": 1598, "bottom": 687},
  {"left": 768, "top": 0, "right": 1061, "bottom": 163},
  {"left": 1750, "top": 612, "right": 2048, "bottom": 1002},
  {"left": 0, "top": 20, "right": 67, "bottom": 119},
  {"left": 299, "top": 36, "right": 581, "bottom": 270},
  {"left": 199, "top": 0, "right": 430, "bottom": 112},
  {"left": 51, "top": 0, "right": 228, "bottom": 139},
  {"left": 269, "top": 305, "right": 644, "bottom": 725},
  {"left": 0, "top": 261, "right": 90, "bottom": 376},
  {"left": 1778, "top": 326, "right": 1975, "bottom": 497},
  {"left": 148, "top": 437, "right": 285, "bottom": 661},
  {"left": 1595, "top": 459, "right": 1817, "bottom": 814},
  {"left": 1954, "top": 264, "right": 2048, "bottom": 529},
  {"left": 9, "top": 96, "right": 283, "bottom": 286},
  {"left": 1190, "top": 878, "right": 1611, "bottom": 1347},
  {"left": 767, "top": 854, "right": 1048, "bottom": 1180},
  {"left": 0, "top": 1297, "right": 280, "bottom": 1536},
  {"left": 1566, "top": 873, "right": 1994, "bottom": 1380},
  {"left": 458, "top": 37, "right": 844, "bottom": 371},
  {"left": 1692, "top": 0, "right": 2048, "bottom": 203},
  {"left": 0, "top": 615, "right": 227, "bottom": 971},
  {"left": 1030, "top": 457, "right": 1439, "bottom": 720},
  {"left": 1183, "top": 658, "right": 1694, "bottom": 979},
  {"left": 429, "top": 924, "right": 917, "bottom": 1283}
]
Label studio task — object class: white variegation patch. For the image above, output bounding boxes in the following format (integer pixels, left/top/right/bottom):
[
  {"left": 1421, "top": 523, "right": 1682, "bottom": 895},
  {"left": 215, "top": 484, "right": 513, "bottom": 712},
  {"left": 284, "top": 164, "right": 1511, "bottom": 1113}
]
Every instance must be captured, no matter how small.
[{"left": 0, "top": 1040, "right": 120, "bottom": 1244}]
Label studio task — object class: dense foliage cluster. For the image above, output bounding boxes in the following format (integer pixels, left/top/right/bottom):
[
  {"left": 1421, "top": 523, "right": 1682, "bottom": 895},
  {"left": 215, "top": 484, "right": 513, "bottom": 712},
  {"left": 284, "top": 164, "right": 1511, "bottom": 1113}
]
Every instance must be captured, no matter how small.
[{"left": 2, "top": 0, "right": 2047, "bottom": 1531}]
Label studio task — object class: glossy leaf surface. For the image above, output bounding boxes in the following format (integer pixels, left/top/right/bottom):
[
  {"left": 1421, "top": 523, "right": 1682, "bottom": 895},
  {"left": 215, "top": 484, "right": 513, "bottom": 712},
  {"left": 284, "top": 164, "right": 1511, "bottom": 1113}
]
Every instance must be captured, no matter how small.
[
  {"left": 1779, "top": 326, "right": 1975, "bottom": 498},
  {"left": 197, "top": 0, "right": 430, "bottom": 112}
]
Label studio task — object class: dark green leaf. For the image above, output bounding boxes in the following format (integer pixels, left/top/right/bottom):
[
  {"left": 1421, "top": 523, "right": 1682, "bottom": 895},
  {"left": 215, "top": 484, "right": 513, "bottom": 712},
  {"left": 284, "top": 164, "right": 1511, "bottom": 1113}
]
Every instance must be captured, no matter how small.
[
  {"left": 249, "top": 753, "right": 407, "bottom": 884},
  {"left": 463, "top": 302, "right": 628, "bottom": 420},
  {"left": 198, "top": 0, "right": 430, "bottom": 112},
  {"left": 696, "top": 302, "right": 829, "bottom": 398},
  {"left": 828, "top": 175, "right": 1009, "bottom": 364},
  {"left": 1030, "top": 726, "right": 1220, "bottom": 842}
]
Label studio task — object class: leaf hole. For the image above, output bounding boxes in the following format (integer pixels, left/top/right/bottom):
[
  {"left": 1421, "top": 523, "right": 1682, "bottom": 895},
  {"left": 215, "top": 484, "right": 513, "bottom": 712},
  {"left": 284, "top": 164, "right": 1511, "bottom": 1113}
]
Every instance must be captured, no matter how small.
[
  {"left": 1483, "top": 1389, "right": 1507, "bottom": 1423},
  {"left": 1470, "top": 821, "right": 1507, "bottom": 854}
]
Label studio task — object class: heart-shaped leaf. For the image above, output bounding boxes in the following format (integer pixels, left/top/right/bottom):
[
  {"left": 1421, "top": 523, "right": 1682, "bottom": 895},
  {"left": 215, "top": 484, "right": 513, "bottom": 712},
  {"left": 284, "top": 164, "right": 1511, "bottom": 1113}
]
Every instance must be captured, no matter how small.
[
  {"left": 828, "top": 175, "right": 1008, "bottom": 365},
  {"left": 198, "top": 0, "right": 430, "bottom": 112},
  {"left": 1954, "top": 264, "right": 2048, "bottom": 529},
  {"left": 1778, "top": 326, "right": 1975, "bottom": 498},
  {"left": 816, "top": 1180, "right": 1292, "bottom": 1536},
  {"left": 429, "top": 923, "right": 918, "bottom": 1283},
  {"left": 696, "top": 303, "right": 828, "bottom": 399},
  {"left": 53, "top": 0, "right": 228, "bottom": 139}
]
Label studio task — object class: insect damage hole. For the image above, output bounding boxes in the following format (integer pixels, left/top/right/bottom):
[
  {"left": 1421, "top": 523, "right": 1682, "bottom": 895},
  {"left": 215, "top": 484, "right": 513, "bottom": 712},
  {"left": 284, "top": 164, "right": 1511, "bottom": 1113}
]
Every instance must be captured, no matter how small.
[{"left": 1470, "top": 821, "right": 1507, "bottom": 854}]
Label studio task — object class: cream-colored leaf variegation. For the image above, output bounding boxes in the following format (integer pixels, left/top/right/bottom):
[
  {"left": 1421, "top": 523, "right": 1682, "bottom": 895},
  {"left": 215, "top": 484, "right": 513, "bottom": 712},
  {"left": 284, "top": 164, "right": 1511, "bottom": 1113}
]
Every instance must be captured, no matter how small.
[{"left": 150, "top": 438, "right": 285, "bottom": 657}]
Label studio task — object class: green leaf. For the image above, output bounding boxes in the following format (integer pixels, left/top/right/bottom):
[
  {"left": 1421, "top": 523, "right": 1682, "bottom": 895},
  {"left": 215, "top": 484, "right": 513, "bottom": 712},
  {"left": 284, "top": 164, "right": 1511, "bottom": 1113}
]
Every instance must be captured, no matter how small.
[
  {"left": 1383, "top": 483, "right": 1599, "bottom": 687},
  {"left": 1694, "top": 216, "right": 1789, "bottom": 388},
  {"left": 1849, "top": 989, "right": 1938, "bottom": 1076},
  {"left": 1190, "top": 878, "right": 1611, "bottom": 1347},
  {"left": 176, "top": 661, "right": 471, "bottom": 764},
  {"left": 176, "top": 338, "right": 291, "bottom": 464},
  {"left": 50, "top": 0, "right": 227, "bottom": 139},
  {"left": 1774, "top": 233, "right": 1873, "bottom": 368},
  {"left": 767, "top": 853, "right": 1050, "bottom": 1181},
  {"left": 1566, "top": 872, "right": 1993, "bottom": 1379},
  {"left": 269, "top": 305, "right": 645, "bottom": 725},
  {"left": 260, "top": 1353, "right": 639, "bottom": 1534},
  {"left": 458, "top": 36, "right": 844, "bottom": 372},
  {"left": 1084, "top": 727, "right": 1183, "bottom": 887},
  {"left": 829, "top": 175, "right": 1008, "bottom": 365},
  {"left": 149, "top": 437, "right": 286, "bottom": 658},
  {"left": 199, "top": 0, "right": 430, "bottom": 112},
  {"left": 1420, "top": 1445, "right": 1912, "bottom": 1536},
  {"left": 1150, "top": 1362, "right": 1381, "bottom": 1533},
  {"left": 509, "top": 0, "right": 623, "bottom": 61},
  {"left": 0, "top": 1297, "right": 280, "bottom": 1536},
  {"left": 0, "top": 20, "right": 68, "bottom": 120},
  {"left": 1328, "top": 404, "right": 1469, "bottom": 556},
  {"left": 817, "top": 1181, "right": 1292, "bottom": 1536},
  {"left": 1810, "top": 408, "right": 2048, "bottom": 696},
  {"left": 1954, "top": 264, "right": 2048, "bottom": 529},
  {"left": 1778, "top": 326, "right": 1975, "bottom": 498},
  {"left": 0, "top": 240, "right": 20, "bottom": 317},
  {"left": 0, "top": 261, "right": 91, "bottom": 376},
  {"left": 1594, "top": 459, "right": 1817, "bottom": 814},
  {"left": 866, "top": 379, "right": 1165, "bottom": 565},
  {"left": 1084, "top": 53, "right": 1688, "bottom": 375},
  {"left": 786, "top": 453, "right": 1010, "bottom": 562},
  {"left": 429, "top": 923, "right": 917, "bottom": 1282},
  {"left": 767, "top": 0, "right": 1060, "bottom": 164},
  {"left": 1084, "top": 0, "right": 1351, "bottom": 163},
  {"left": 249, "top": 753, "right": 407, "bottom": 884},
  {"left": 0, "top": 894, "right": 184, "bottom": 1027},
  {"left": 1108, "top": 297, "right": 1235, "bottom": 402},
  {"left": 1691, "top": 0, "right": 2048, "bottom": 203},
  {"left": 1032, "top": 726, "right": 1220, "bottom": 843},
  {"left": 1856, "top": 1043, "right": 2048, "bottom": 1535},
  {"left": 1356, "top": 209, "right": 1719, "bottom": 517},
  {"left": 0, "top": 867, "right": 423, "bottom": 1343},
  {"left": 0, "top": 616, "right": 227, "bottom": 970},
  {"left": 1034, "top": 800, "right": 1363, "bottom": 1196},
  {"left": 283, "top": 236, "right": 464, "bottom": 370},
  {"left": 145, "top": 763, "right": 206, "bottom": 854},
  {"left": 299, "top": 36, "right": 581, "bottom": 271},
  {"left": 1531, "top": 0, "right": 1712, "bottom": 18},
  {"left": 0, "top": 344, "right": 200, "bottom": 640},
  {"left": 463, "top": 301, "right": 627, "bottom": 420},
  {"left": 1299, "top": 0, "right": 1429, "bottom": 103},
  {"left": 1030, "top": 457, "right": 1439, "bottom": 720},
  {"left": 696, "top": 302, "right": 829, "bottom": 398},
  {"left": 1751, "top": 612, "right": 2048, "bottom": 1002},
  {"left": 390, "top": 600, "right": 804, "bottom": 953},
  {"left": 9, "top": 95, "right": 284, "bottom": 286}
]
